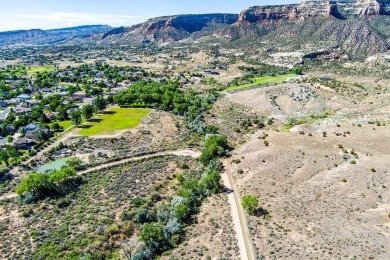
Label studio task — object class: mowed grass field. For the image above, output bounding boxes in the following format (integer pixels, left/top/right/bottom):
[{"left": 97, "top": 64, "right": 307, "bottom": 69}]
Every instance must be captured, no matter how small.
[
  {"left": 226, "top": 74, "right": 298, "bottom": 91},
  {"left": 27, "top": 66, "right": 56, "bottom": 75},
  {"left": 78, "top": 107, "right": 150, "bottom": 136}
]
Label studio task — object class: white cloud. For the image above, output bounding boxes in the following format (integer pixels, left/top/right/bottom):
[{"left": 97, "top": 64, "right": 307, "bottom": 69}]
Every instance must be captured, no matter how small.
[{"left": 15, "top": 12, "right": 150, "bottom": 26}]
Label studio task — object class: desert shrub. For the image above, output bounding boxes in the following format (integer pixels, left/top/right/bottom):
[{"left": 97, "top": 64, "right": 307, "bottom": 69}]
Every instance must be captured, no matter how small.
[{"left": 242, "top": 195, "right": 259, "bottom": 215}]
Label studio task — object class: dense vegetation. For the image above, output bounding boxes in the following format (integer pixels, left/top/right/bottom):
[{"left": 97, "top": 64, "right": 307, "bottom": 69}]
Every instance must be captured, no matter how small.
[
  {"left": 16, "top": 167, "right": 78, "bottom": 198},
  {"left": 114, "top": 81, "right": 217, "bottom": 134}
]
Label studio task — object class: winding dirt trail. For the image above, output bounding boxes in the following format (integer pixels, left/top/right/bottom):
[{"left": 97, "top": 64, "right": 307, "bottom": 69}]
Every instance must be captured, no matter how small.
[
  {"left": 0, "top": 149, "right": 201, "bottom": 201},
  {"left": 222, "top": 159, "right": 255, "bottom": 260},
  {"left": 78, "top": 149, "right": 201, "bottom": 175}
]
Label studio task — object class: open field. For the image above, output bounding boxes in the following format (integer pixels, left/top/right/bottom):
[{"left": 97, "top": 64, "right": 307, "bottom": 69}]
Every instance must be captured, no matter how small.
[
  {"left": 27, "top": 65, "right": 55, "bottom": 75},
  {"left": 214, "top": 75, "right": 390, "bottom": 259},
  {"left": 225, "top": 74, "right": 297, "bottom": 91},
  {"left": 77, "top": 107, "right": 150, "bottom": 136}
]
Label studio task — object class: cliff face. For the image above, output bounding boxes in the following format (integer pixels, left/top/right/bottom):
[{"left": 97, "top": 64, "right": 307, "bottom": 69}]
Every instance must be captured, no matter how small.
[
  {"left": 338, "top": 0, "right": 390, "bottom": 15},
  {"left": 99, "top": 14, "right": 239, "bottom": 45},
  {"left": 238, "top": 0, "right": 389, "bottom": 24},
  {"left": 238, "top": 1, "right": 344, "bottom": 23}
]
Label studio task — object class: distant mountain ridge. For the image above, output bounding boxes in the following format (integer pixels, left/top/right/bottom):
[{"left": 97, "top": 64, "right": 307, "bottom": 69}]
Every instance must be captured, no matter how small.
[
  {"left": 0, "top": 25, "right": 112, "bottom": 46},
  {"left": 92, "top": 14, "right": 239, "bottom": 45}
]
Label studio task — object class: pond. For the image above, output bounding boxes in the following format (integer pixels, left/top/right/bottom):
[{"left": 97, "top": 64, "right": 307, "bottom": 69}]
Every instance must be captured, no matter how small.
[{"left": 36, "top": 157, "right": 71, "bottom": 173}]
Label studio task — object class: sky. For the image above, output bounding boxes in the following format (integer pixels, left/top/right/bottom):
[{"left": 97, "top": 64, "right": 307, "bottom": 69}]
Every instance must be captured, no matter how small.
[{"left": 0, "top": 0, "right": 300, "bottom": 31}]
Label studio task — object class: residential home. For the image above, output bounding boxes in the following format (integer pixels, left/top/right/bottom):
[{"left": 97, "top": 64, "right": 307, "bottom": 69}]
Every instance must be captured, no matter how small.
[
  {"left": 71, "top": 91, "right": 87, "bottom": 101},
  {"left": 5, "top": 98, "right": 20, "bottom": 106},
  {"left": 14, "top": 137, "right": 37, "bottom": 150},
  {"left": 26, "top": 100, "right": 39, "bottom": 107},
  {"left": 14, "top": 107, "right": 32, "bottom": 115},
  {"left": 45, "top": 112, "right": 57, "bottom": 121},
  {"left": 17, "top": 94, "right": 32, "bottom": 101},
  {"left": 0, "top": 109, "right": 10, "bottom": 120},
  {"left": 58, "top": 91, "right": 68, "bottom": 97},
  {"left": 23, "top": 123, "right": 50, "bottom": 141}
]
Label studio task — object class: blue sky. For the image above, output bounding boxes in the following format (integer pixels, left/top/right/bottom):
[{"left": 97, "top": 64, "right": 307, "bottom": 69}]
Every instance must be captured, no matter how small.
[{"left": 0, "top": 0, "right": 300, "bottom": 31}]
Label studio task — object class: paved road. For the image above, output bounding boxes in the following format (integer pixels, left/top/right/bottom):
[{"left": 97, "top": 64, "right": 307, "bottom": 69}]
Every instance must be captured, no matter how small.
[
  {"left": 222, "top": 159, "right": 255, "bottom": 260},
  {"left": 0, "top": 149, "right": 201, "bottom": 201}
]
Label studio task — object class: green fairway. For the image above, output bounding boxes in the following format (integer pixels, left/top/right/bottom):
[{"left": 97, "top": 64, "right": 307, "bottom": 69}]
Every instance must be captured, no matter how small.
[
  {"left": 27, "top": 66, "right": 56, "bottom": 75},
  {"left": 78, "top": 108, "right": 150, "bottom": 136},
  {"left": 56, "top": 120, "right": 73, "bottom": 130},
  {"left": 226, "top": 74, "right": 298, "bottom": 91}
]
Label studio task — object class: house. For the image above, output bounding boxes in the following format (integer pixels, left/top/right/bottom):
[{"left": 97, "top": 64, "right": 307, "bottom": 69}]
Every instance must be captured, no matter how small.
[
  {"left": 5, "top": 98, "right": 19, "bottom": 106},
  {"left": 45, "top": 112, "right": 57, "bottom": 121},
  {"left": 14, "top": 137, "right": 37, "bottom": 149},
  {"left": 23, "top": 123, "right": 51, "bottom": 141},
  {"left": 71, "top": 91, "right": 87, "bottom": 101},
  {"left": 14, "top": 107, "right": 32, "bottom": 115},
  {"left": 26, "top": 100, "right": 39, "bottom": 107},
  {"left": 17, "top": 94, "right": 32, "bottom": 101},
  {"left": 58, "top": 91, "right": 68, "bottom": 97},
  {"left": 0, "top": 109, "right": 10, "bottom": 120}
]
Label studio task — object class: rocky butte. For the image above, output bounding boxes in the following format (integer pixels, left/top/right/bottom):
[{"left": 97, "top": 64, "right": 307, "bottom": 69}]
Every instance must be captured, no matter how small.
[{"left": 238, "top": 0, "right": 390, "bottom": 23}]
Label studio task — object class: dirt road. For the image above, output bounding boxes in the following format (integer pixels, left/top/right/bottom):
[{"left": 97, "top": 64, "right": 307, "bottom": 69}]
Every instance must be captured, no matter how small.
[
  {"left": 0, "top": 149, "right": 200, "bottom": 201},
  {"left": 222, "top": 159, "right": 255, "bottom": 260},
  {"left": 78, "top": 149, "right": 201, "bottom": 175}
]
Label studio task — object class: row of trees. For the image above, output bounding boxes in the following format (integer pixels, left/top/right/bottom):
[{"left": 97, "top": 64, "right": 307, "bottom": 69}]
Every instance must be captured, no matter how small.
[
  {"left": 113, "top": 81, "right": 217, "bottom": 134},
  {"left": 132, "top": 135, "right": 230, "bottom": 258}
]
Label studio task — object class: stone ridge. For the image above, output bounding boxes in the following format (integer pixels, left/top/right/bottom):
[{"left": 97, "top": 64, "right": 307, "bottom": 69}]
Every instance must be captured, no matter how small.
[{"left": 238, "top": 0, "right": 389, "bottom": 23}]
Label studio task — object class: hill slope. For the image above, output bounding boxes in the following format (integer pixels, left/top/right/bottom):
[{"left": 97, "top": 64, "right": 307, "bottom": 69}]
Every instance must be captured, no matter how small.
[{"left": 0, "top": 25, "right": 112, "bottom": 46}]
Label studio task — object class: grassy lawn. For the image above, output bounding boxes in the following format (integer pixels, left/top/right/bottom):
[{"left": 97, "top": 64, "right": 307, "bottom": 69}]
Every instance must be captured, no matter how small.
[
  {"left": 50, "top": 120, "right": 73, "bottom": 130},
  {"left": 27, "top": 66, "right": 56, "bottom": 75},
  {"left": 226, "top": 74, "right": 298, "bottom": 91},
  {"left": 78, "top": 107, "right": 150, "bottom": 136},
  {"left": 52, "top": 120, "right": 73, "bottom": 130}
]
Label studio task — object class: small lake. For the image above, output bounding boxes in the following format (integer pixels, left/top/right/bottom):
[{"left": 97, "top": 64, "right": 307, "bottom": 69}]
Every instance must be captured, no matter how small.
[{"left": 36, "top": 157, "right": 71, "bottom": 173}]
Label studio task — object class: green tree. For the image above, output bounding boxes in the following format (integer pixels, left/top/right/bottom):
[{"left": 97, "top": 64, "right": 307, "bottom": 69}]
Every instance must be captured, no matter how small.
[
  {"left": 82, "top": 104, "right": 94, "bottom": 120},
  {"left": 0, "top": 150, "right": 9, "bottom": 166},
  {"left": 6, "top": 135, "right": 13, "bottom": 143},
  {"left": 200, "top": 135, "right": 229, "bottom": 164},
  {"left": 292, "top": 66, "right": 303, "bottom": 75},
  {"left": 241, "top": 195, "right": 258, "bottom": 215},
  {"left": 16, "top": 172, "right": 50, "bottom": 196},
  {"left": 51, "top": 122, "right": 60, "bottom": 131},
  {"left": 94, "top": 95, "right": 106, "bottom": 113},
  {"left": 56, "top": 106, "right": 68, "bottom": 121},
  {"left": 71, "top": 109, "right": 82, "bottom": 126}
]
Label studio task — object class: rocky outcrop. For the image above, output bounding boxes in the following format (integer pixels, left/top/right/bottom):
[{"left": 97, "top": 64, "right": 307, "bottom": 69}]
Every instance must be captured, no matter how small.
[
  {"left": 238, "top": 1, "right": 344, "bottom": 23},
  {"left": 342, "top": 0, "right": 390, "bottom": 15},
  {"left": 238, "top": 0, "right": 390, "bottom": 23},
  {"left": 96, "top": 14, "right": 238, "bottom": 45}
]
